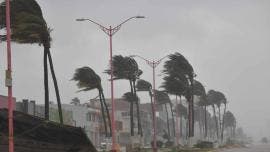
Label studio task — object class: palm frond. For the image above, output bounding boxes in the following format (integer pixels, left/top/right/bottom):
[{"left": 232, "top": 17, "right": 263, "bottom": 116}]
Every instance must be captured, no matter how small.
[{"left": 136, "top": 79, "right": 152, "bottom": 91}]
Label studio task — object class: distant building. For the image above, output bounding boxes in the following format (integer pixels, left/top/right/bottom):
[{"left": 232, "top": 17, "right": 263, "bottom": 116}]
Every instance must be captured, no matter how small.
[
  {"left": 50, "top": 103, "right": 102, "bottom": 147},
  {"left": 90, "top": 98, "right": 153, "bottom": 146},
  {"left": 0, "top": 95, "right": 16, "bottom": 109}
]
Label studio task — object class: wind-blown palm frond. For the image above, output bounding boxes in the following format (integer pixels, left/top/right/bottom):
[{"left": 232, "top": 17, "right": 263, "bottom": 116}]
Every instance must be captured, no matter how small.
[
  {"left": 154, "top": 90, "right": 171, "bottom": 105},
  {"left": 163, "top": 52, "right": 194, "bottom": 78},
  {"left": 122, "top": 92, "right": 139, "bottom": 103},
  {"left": 207, "top": 90, "right": 226, "bottom": 106},
  {"left": 176, "top": 103, "right": 188, "bottom": 118},
  {"left": 104, "top": 55, "right": 142, "bottom": 81},
  {"left": 1, "top": 0, "right": 63, "bottom": 123},
  {"left": 136, "top": 79, "right": 152, "bottom": 92},
  {"left": 161, "top": 74, "right": 189, "bottom": 96},
  {"left": 72, "top": 66, "right": 101, "bottom": 91}
]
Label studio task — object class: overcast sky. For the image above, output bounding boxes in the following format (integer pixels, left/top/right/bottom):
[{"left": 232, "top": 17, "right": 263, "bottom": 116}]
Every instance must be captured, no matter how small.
[{"left": 0, "top": 0, "right": 269, "bottom": 140}]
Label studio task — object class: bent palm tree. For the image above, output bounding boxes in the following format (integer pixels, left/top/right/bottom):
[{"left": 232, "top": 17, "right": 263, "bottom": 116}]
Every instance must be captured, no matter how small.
[
  {"left": 0, "top": 0, "right": 63, "bottom": 123},
  {"left": 105, "top": 55, "right": 143, "bottom": 136},
  {"left": 136, "top": 79, "right": 154, "bottom": 122},
  {"left": 163, "top": 52, "right": 195, "bottom": 137},
  {"left": 72, "top": 66, "right": 111, "bottom": 137},
  {"left": 207, "top": 90, "right": 226, "bottom": 140},
  {"left": 155, "top": 90, "right": 175, "bottom": 140},
  {"left": 176, "top": 103, "right": 187, "bottom": 137}
]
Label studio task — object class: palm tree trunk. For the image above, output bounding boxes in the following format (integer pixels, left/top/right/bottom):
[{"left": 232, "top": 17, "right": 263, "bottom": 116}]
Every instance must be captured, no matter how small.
[
  {"left": 198, "top": 111, "right": 202, "bottom": 138},
  {"left": 169, "top": 102, "right": 176, "bottom": 137},
  {"left": 99, "top": 90, "right": 108, "bottom": 137},
  {"left": 149, "top": 91, "right": 154, "bottom": 123},
  {"left": 47, "top": 50, "right": 63, "bottom": 124},
  {"left": 204, "top": 105, "right": 208, "bottom": 138},
  {"left": 221, "top": 103, "right": 227, "bottom": 142},
  {"left": 191, "top": 79, "right": 194, "bottom": 137},
  {"left": 44, "top": 46, "right": 49, "bottom": 120},
  {"left": 133, "top": 80, "right": 142, "bottom": 136},
  {"left": 179, "top": 96, "right": 183, "bottom": 137},
  {"left": 218, "top": 106, "right": 222, "bottom": 140},
  {"left": 129, "top": 80, "right": 134, "bottom": 136},
  {"left": 212, "top": 104, "right": 219, "bottom": 139},
  {"left": 101, "top": 91, "right": 112, "bottom": 137},
  {"left": 165, "top": 103, "right": 171, "bottom": 140}
]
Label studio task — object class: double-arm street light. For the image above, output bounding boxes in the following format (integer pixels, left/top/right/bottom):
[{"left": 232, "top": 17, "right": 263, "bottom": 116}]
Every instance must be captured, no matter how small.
[
  {"left": 130, "top": 54, "right": 168, "bottom": 152},
  {"left": 76, "top": 16, "right": 145, "bottom": 151}
]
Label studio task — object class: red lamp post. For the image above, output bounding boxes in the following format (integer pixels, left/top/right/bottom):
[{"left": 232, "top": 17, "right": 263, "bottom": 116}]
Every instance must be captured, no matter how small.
[
  {"left": 76, "top": 16, "right": 144, "bottom": 151},
  {"left": 130, "top": 55, "right": 168, "bottom": 152},
  {"left": 5, "top": 0, "right": 14, "bottom": 152}
]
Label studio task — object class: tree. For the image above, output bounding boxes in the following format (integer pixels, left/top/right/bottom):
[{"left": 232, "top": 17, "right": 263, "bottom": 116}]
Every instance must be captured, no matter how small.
[
  {"left": 72, "top": 66, "right": 111, "bottom": 137},
  {"left": 176, "top": 103, "right": 187, "bottom": 137},
  {"left": 207, "top": 90, "right": 227, "bottom": 141},
  {"left": 105, "top": 55, "right": 143, "bottom": 136},
  {"left": 70, "top": 97, "right": 80, "bottom": 105},
  {"left": 155, "top": 90, "right": 175, "bottom": 140},
  {"left": 193, "top": 80, "right": 209, "bottom": 138},
  {"left": 223, "top": 111, "right": 236, "bottom": 138},
  {"left": 136, "top": 79, "right": 154, "bottom": 121},
  {"left": 0, "top": 0, "right": 63, "bottom": 123},
  {"left": 161, "top": 70, "right": 189, "bottom": 141},
  {"left": 162, "top": 52, "right": 195, "bottom": 137}
]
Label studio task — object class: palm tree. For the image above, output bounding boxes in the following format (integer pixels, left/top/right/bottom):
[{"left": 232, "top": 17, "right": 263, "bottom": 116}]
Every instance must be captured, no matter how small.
[
  {"left": 161, "top": 71, "right": 189, "bottom": 141},
  {"left": 176, "top": 103, "right": 187, "bottom": 138},
  {"left": 162, "top": 52, "right": 195, "bottom": 137},
  {"left": 105, "top": 55, "right": 143, "bottom": 136},
  {"left": 207, "top": 90, "right": 226, "bottom": 141},
  {"left": 72, "top": 66, "right": 111, "bottom": 137},
  {"left": 207, "top": 90, "right": 220, "bottom": 139},
  {"left": 155, "top": 90, "right": 175, "bottom": 140},
  {"left": 0, "top": 0, "right": 63, "bottom": 123},
  {"left": 122, "top": 91, "right": 140, "bottom": 133},
  {"left": 136, "top": 79, "right": 154, "bottom": 122},
  {"left": 223, "top": 111, "right": 236, "bottom": 139},
  {"left": 193, "top": 80, "right": 210, "bottom": 138}
]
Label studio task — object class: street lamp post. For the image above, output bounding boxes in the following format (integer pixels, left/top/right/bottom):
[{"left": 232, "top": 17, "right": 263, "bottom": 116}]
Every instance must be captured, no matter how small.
[
  {"left": 5, "top": 0, "right": 14, "bottom": 152},
  {"left": 130, "top": 55, "right": 168, "bottom": 152},
  {"left": 76, "top": 16, "right": 144, "bottom": 151}
]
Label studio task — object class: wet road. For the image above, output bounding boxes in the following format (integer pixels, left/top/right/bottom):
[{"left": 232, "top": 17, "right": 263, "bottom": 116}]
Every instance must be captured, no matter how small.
[{"left": 219, "top": 144, "right": 270, "bottom": 152}]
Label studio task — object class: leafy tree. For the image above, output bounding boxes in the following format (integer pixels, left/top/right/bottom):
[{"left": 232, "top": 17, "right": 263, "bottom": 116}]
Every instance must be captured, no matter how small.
[
  {"left": 105, "top": 55, "right": 143, "bottom": 136},
  {"left": 0, "top": 0, "right": 63, "bottom": 123},
  {"left": 72, "top": 66, "right": 111, "bottom": 137}
]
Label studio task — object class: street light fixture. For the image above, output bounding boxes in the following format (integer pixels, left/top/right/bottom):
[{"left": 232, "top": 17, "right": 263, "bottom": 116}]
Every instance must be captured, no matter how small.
[
  {"left": 76, "top": 16, "right": 144, "bottom": 152},
  {"left": 130, "top": 54, "right": 168, "bottom": 152}
]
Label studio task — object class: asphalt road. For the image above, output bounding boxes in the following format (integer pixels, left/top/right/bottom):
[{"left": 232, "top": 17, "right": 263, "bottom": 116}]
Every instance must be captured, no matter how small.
[{"left": 219, "top": 144, "right": 270, "bottom": 152}]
